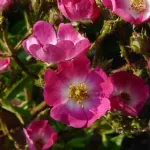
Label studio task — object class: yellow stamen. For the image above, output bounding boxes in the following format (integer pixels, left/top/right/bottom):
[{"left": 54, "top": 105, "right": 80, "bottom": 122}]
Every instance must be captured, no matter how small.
[
  {"left": 69, "top": 83, "right": 89, "bottom": 105},
  {"left": 130, "top": 0, "right": 146, "bottom": 12}
]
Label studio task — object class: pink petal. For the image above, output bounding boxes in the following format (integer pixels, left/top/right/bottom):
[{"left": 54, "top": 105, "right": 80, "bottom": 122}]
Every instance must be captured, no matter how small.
[
  {"left": 101, "top": 0, "right": 113, "bottom": 9},
  {"left": 57, "top": 0, "right": 69, "bottom": 18},
  {"left": 0, "top": 57, "right": 10, "bottom": 72},
  {"left": 24, "top": 120, "right": 57, "bottom": 150},
  {"left": 44, "top": 69, "right": 68, "bottom": 106},
  {"left": 56, "top": 40, "right": 76, "bottom": 60},
  {"left": 56, "top": 39, "right": 90, "bottom": 60},
  {"left": 29, "top": 44, "right": 66, "bottom": 64},
  {"left": 23, "top": 128, "right": 34, "bottom": 150},
  {"left": 73, "top": 39, "right": 90, "bottom": 59},
  {"left": 88, "top": 0, "right": 100, "bottom": 22},
  {"left": 57, "top": 0, "right": 100, "bottom": 22},
  {"left": 110, "top": 71, "right": 150, "bottom": 116},
  {"left": 22, "top": 36, "right": 39, "bottom": 54},
  {"left": 58, "top": 56, "right": 91, "bottom": 85},
  {"left": 57, "top": 23, "right": 85, "bottom": 44},
  {"left": 110, "top": 96, "right": 138, "bottom": 116},
  {"left": 50, "top": 101, "right": 88, "bottom": 128},
  {"left": 33, "top": 21, "right": 57, "bottom": 45},
  {"left": 86, "top": 67, "right": 113, "bottom": 98},
  {"left": 102, "top": 0, "right": 150, "bottom": 24},
  {"left": 84, "top": 97, "right": 110, "bottom": 127}
]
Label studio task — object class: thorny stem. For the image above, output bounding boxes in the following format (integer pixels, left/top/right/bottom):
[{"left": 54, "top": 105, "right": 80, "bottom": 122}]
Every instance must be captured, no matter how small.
[{"left": 30, "top": 101, "right": 47, "bottom": 116}]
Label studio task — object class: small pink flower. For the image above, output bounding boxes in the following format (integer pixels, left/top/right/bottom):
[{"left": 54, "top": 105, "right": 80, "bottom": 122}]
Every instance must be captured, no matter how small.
[
  {"left": 23, "top": 120, "right": 57, "bottom": 150},
  {"left": 0, "top": 52, "right": 10, "bottom": 72},
  {"left": 57, "top": 0, "right": 100, "bottom": 22},
  {"left": 110, "top": 71, "right": 149, "bottom": 116},
  {"left": 22, "top": 21, "right": 90, "bottom": 64},
  {"left": 44, "top": 56, "right": 113, "bottom": 128},
  {"left": 101, "top": 0, "right": 150, "bottom": 24},
  {"left": 0, "top": 0, "right": 12, "bottom": 11}
]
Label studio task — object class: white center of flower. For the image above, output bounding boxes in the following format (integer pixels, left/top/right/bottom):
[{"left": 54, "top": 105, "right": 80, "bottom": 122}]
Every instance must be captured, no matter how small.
[
  {"left": 69, "top": 83, "right": 89, "bottom": 106},
  {"left": 130, "top": 0, "right": 146, "bottom": 12}
]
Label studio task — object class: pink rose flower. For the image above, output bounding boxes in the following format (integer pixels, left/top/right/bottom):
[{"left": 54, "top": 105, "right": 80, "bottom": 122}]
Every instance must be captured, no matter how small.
[
  {"left": 0, "top": 52, "right": 10, "bottom": 72},
  {"left": 44, "top": 56, "right": 113, "bottom": 128},
  {"left": 22, "top": 21, "right": 90, "bottom": 64},
  {"left": 23, "top": 120, "right": 57, "bottom": 150},
  {"left": 110, "top": 71, "right": 149, "bottom": 116},
  {"left": 101, "top": 0, "right": 150, "bottom": 24},
  {"left": 57, "top": 0, "right": 100, "bottom": 22},
  {"left": 0, "top": 0, "right": 12, "bottom": 11}
]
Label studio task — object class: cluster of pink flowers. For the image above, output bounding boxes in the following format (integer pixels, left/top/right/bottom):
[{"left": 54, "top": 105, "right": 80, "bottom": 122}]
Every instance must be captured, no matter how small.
[{"left": 20, "top": 0, "right": 150, "bottom": 149}]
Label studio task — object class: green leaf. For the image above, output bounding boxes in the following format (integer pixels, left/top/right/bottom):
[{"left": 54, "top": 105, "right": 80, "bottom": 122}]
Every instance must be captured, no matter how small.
[
  {"left": 100, "top": 134, "right": 124, "bottom": 150},
  {"left": 3, "top": 75, "right": 33, "bottom": 101},
  {"left": 66, "top": 137, "right": 85, "bottom": 148},
  {"left": 1, "top": 101, "right": 24, "bottom": 124}
]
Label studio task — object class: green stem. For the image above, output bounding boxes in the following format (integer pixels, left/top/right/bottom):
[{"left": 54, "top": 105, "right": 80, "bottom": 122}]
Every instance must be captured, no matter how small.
[
  {"left": 24, "top": 10, "right": 32, "bottom": 30},
  {"left": 30, "top": 101, "right": 47, "bottom": 116}
]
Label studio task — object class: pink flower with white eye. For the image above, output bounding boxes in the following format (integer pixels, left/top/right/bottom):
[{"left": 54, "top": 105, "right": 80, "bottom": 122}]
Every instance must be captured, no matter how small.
[
  {"left": 57, "top": 0, "right": 100, "bottom": 22},
  {"left": 101, "top": 0, "right": 150, "bottom": 24},
  {"left": 0, "top": 51, "right": 10, "bottom": 72},
  {"left": 110, "top": 71, "right": 150, "bottom": 116},
  {"left": 0, "top": 0, "right": 12, "bottom": 11},
  {"left": 44, "top": 56, "right": 113, "bottom": 128},
  {"left": 23, "top": 120, "right": 57, "bottom": 150},
  {"left": 22, "top": 21, "right": 90, "bottom": 64}
]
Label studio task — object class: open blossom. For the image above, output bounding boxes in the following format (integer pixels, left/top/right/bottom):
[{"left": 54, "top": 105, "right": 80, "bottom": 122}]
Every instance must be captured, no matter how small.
[
  {"left": 110, "top": 71, "right": 149, "bottom": 116},
  {"left": 0, "top": 52, "right": 10, "bottom": 72},
  {"left": 23, "top": 120, "right": 57, "bottom": 150},
  {"left": 22, "top": 21, "right": 90, "bottom": 64},
  {"left": 57, "top": 0, "right": 100, "bottom": 22},
  {"left": 101, "top": 0, "right": 150, "bottom": 24},
  {"left": 0, "top": 0, "right": 12, "bottom": 11},
  {"left": 44, "top": 56, "right": 113, "bottom": 128}
]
